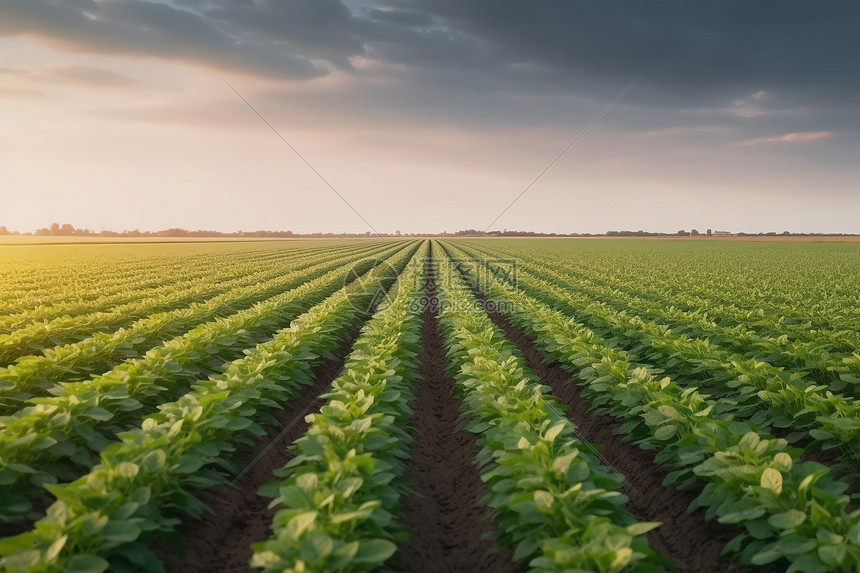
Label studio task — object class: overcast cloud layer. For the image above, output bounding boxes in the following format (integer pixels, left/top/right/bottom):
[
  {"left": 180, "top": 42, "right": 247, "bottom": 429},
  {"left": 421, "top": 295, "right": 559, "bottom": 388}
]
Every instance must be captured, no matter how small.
[{"left": 0, "top": 0, "right": 857, "bottom": 234}]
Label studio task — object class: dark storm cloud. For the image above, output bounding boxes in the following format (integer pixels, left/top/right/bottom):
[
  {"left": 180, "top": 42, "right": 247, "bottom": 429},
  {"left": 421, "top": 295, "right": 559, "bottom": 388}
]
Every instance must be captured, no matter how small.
[
  {"left": 367, "top": 1, "right": 859, "bottom": 142},
  {"left": 398, "top": 1, "right": 860, "bottom": 101},
  {"left": 178, "top": 0, "right": 369, "bottom": 69},
  {"left": 0, "top": 0, "right": 329, "bottom": 78},
  {"left": 4, "top": 0, "right": 857, "bottom": 137},
  {"left": 365, "top": 7, "right": 435, "bottom": 28},
  {"left": 8, "top": 0, "right": 857, "bottom": 100}
]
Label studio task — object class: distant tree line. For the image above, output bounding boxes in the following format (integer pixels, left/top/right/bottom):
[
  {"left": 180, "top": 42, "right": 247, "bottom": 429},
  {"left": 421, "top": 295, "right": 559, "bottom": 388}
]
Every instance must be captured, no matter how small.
[{"left": 0, "top": 224, "right": 856, "bottom": 239}]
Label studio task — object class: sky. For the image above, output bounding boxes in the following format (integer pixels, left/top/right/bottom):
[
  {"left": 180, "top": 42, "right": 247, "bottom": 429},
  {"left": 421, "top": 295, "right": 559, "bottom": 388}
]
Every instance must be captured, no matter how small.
[{"left": 0, "top": 0, "right": 858, "bottom": 235}]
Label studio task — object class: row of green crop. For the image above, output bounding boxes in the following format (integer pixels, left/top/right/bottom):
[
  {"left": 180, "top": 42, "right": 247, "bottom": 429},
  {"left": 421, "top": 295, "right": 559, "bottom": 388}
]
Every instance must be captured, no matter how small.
[
  {"left": 0, "top": 254, "right": 196, "bottom": 308},
  {"left": 465, "top": 240, "right": 858, "bottom": 368},
  {"left": 0, "top": 246, "right": 300, "bottom": 332},
  {"left": 0, "top": 242, "right": 387, "bottom": 323},
  {"left": 518, "top": 267, "right": 860, "bottom": 467},
  {"left": 0, "top": 243, "right": 373, "bottom": 333},
  {"left": 464, "top": 240, "right": 860, "bottom": 346},
  {"left": 0, "top": 240, "right": 329, "bottom": 296},
  {"left": 0, "top": 243, "right": 393, "bottom": 366},
  {"left": 451, "top": 243, "right": 860, "bottom": 471},
  {"left": 252, "top": 246, "right": 428, "bottom": 572},
  {"left": 252, "top": 246, "right": 668, "bottom": 573},
  {"left": 520, "top": 240, "right": 860, "bottom": 316},
  {"left": 0, "top": 243, "right": 417, "bottom": 525},
  {"left": 0, "top": 241, "right": 396, "bottom": 408},
  {"left": 0, "top": 244, "right": 312, "bottom": 317},
  {"left": 0, "top": 243, "right": 420, "bottom": 572},
  {"left": 441, "top": 242, "right": 860, "bottom": 571},
  {"left": 433, "top": 251, "right": 669, "bottom": 572}
]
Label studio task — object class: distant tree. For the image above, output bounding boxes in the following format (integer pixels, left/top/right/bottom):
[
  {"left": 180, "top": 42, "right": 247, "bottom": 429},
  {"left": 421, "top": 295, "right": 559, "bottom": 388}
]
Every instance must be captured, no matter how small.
[
  {"left": 677, "top": 229, "right": 690, "bottom": 236},
  {"left": 691, "top": 229, "right": 700, "bottom": 236},
  {"left": 395, "top": 230, "right": 402, "bottom": 236},
  {"left": 0, "top": 226, "right": 7, "bottom": 235},
  {"left": 782, "top": 230, "right": 791, "bottom": 236},
  {"left": 60, "top": 223, "right": 75, "bottom": 236},
  {"left": 49, "top": 222, "right": 60, "bottom": 235},
  {"left": 706, "top": 228, "right": 713, "bottom": 237},
  {"left": 35, "top": 227, "right": 51, "bottom": 236}
]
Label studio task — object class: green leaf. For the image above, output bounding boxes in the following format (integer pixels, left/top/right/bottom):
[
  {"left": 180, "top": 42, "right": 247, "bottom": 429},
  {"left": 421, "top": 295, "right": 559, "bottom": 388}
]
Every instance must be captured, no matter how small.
[
  {"left": 44, "top": 535, "right": 68, "bottom": 561},
  {"left": 83, "top": 407, "right": 113, "bottom": 421},
  {"left": 114, "top": 462, "right": 139, "bottom": 480},
  {"left": 129, "top": 486, "right": 151, "bottom": 505},
  {"left": 739, "top": 431, "right": 760, "bottom": 449},
  {"left": 798, "top": 473, "right": 816, "bottom": 494},
  {"left": 818, "top": 544, "right": 846, "bottom": 567},
  {"left": 551, "top": 451, "right": 578, "bottom": 474},
  {"left": 760, "top": 468, "right": 783, "bottom": 495},
  {"left": 163, "top": 360, "right": 182, "bottom": 373},
  {"left": 286, "top": 511, "right": 318, "bottom": 539},
  {"left": 720, "top": 504, "right": 767, "bottom": 524},
  {"left": 299, "top": 530, "right": 334, "bottom": 561},
  {"left": 296, "top": 473, "right": 318, "bottom": 490},
  {"left": 787, "top": 554, "right": 831, "bottom": 573},
  {"left": 773, "top": 452, "right": 793, "bottom": 471},
  {"left": 627, "top": 522, "right": 661, "bottom": 536},
  {"left": 657, "top": 404, "right": 682, "bottom": 419},
  {"left": 100, "top": 521, "right": 142, "bottom": 543},
  {"left": 67, "top": 554, "right": 110, "bottom": 573},
  {"left": 654, "top": 425, "right": 677, "bottom": 440},
  {"left": 768, "top": 509, "right": 806, "bottom": 529},
  {"left": 809, "top": 428, "right": 833, "bottom": 441},
  {"left": 533, "top": 490, "right": 554, "bottom": 509},
  {"left": 173, "top": 455, "right": 205, "bottom": 475},
  {"left": 352, "top": 539, "right": 396, "bottom": 564},
  {"left": 751, "top": 547, "right": 785, "bottom": 565},
  {"left": 140, "top": 450, "right": 167, "bottom": 473},
  {"left": 543, "top": 423, "right": 565, "bottom": 442},
  {"left": 349, "top": 417, "right": 373, "bottom": 434}
]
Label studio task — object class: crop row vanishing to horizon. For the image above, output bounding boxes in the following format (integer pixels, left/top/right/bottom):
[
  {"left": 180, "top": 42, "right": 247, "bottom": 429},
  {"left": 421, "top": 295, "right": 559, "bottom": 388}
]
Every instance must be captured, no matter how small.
[{"left": 0, "top": 237, "right": 859, "bottom": 572}]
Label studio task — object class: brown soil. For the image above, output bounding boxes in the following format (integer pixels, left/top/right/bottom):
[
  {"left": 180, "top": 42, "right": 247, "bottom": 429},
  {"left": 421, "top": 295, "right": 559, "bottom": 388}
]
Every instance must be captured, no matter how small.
[
  {"left": 390, "top": 269, "right": 522, "bottom": 573},
  {"left": 149, "top": 334, "right": 356, "bottom": 572},
  {"left": 479, "top": 303, "right": 758, "bottom": 573}
]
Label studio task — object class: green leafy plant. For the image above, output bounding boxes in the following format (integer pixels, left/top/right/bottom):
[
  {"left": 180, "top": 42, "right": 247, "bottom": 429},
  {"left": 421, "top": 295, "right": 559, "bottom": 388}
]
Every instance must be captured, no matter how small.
[
  {"left": 252, "top": 247, "right": 426, "bottom": 572},
  {"left": 0, "top": 245, "right": 421, "bottom": 572},
  {"left": 434, "top": 252, "right": 668, "bottom": 572},
  {"left": 442, "top": 241, "right": 860, "bottom": 571}
]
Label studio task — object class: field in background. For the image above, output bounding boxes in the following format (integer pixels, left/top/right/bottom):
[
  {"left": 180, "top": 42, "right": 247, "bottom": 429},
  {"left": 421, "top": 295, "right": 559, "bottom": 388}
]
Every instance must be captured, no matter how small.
[{"left": 1, "top": 238, "right": 859, "bottom": 572}]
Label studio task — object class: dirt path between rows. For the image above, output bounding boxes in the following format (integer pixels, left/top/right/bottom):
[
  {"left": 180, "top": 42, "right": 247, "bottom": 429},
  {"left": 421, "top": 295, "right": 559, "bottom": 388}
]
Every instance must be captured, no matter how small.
[
  {"left": 474, "top": 292, "right": 753, "bottom": 573},
  {"left": 150, "top": 330, "right": 359, "bottom": 572},
  {"left": 390, "top": 265, "right": 521, "bottom": 573}
]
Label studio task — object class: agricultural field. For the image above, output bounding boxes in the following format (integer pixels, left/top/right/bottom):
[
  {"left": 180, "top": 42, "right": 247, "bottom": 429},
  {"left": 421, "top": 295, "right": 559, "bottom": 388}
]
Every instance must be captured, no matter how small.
[{"left": 0, "top": 237, "right": 859, "bottom": 572}]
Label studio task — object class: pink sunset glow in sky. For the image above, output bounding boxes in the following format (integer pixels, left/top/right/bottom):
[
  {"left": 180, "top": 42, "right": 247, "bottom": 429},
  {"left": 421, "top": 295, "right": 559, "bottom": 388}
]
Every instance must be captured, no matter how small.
[{"left": 1, "top": 1, "right": 858, "bottom": 235}]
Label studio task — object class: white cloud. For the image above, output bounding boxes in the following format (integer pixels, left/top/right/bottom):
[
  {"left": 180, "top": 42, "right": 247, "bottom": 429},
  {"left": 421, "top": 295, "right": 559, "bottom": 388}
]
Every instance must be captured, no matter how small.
[{"left": 742, "top": 131, "right": 835, "bottom": 144}]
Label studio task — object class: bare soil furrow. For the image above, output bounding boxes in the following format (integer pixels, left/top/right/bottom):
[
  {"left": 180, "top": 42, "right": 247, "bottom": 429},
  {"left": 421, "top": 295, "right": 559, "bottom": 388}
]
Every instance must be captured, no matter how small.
[
  {"left": 150, "top": 332, "right": 357, "bottom": 573},
  {"left": 477, "top": 296, "right": 752, "bottom": 573},
  {"left": 391, "top": 272, "right": 520, "bottom": 573}
]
